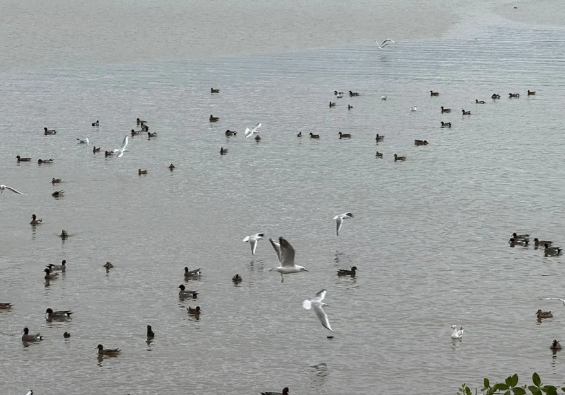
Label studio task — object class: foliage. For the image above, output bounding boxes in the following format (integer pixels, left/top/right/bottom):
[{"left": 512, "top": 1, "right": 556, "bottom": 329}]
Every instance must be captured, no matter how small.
[{"left": 460, "top": 373, "right": 565, "bottom": 395}]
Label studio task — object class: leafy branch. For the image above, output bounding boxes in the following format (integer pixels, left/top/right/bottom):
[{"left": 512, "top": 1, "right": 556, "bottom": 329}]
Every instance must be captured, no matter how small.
[{"left": 462, "top": 373, "right": 565, "bottom": 395}]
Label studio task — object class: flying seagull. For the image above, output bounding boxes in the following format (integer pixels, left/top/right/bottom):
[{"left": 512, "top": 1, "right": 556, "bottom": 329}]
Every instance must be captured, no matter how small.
[
  {"left": 269, "top": 237, "right": 308, "bottom": 282},
  {"left": 303, "top": 289, "right": 332, "bottom": 331},
  {"left": 243, "top": 233, "right": 264, "bottom": 255},
  {"left": 375, "top": 39, "right": 395, "bottom": 49},
  {"left": 0, "top": 185, "right": 27, "bottom": 195},
  {"left": 333, "top": 212, "right": 353, "bottom": 236}
]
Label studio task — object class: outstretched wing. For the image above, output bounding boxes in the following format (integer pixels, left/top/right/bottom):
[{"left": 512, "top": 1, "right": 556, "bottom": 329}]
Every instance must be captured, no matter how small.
[
  {"left": 5, "top": 186, "right": 26, "bottom": 195},
  {"left": 250, "top": 238, "right": 258, "bottom": 255},
  {"left": 334, "top": 217, "right": 342, "bottom": 236},
  {"left": 269, "top": 238, "right": 282, "bottom": 263},
  {"left": 279, "top": 237, "right": 295, "bottom": 266},
  {"left": 312, "top": 289, "right": 327, "bottom": 303},
  {"left": 120, "top": 135, "right": 129, "bottom": 151},
  {"left": 313, "top": 304, "right": 332, "bottom": 331}
]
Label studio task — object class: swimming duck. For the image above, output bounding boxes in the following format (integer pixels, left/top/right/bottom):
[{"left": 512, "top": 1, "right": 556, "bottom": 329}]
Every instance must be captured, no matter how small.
[
  {"left": 441, "top": 122, "right": 452, "bottom": 128},
  {"left": 347, "top": 105, "right": 353, "bottom": 110},
  {"left": 184, "top": 267, "right": 201, "bottom": 278},
  {"left": 47, "top": 260, "right": 66, "bottom": 272},
  {"left": 63, "top": 332, "right": 71, "bottom": 338},
  {"left": 512, "top": 233, "right": 530, "bottom": 241},
  {"left": 93, "top": 146, "right": 101, "bottom": 153},
  {"left": 309, "top": 133, "right": 320, "bottom": 139},
  {"left": 92, "top": 120, "right": 99, "bottom": 127},
  {"left": 169, "top": 163, "right": 175, "bottom": 170},
  {"left": 329, "top": 102, "right": 336, "bottom": 108},
  {"left": 375, "top": 151, "right": 383, "bottom": 158},
  {"left": 137, "top": 118, "right": 146, "bottom": 126},
  {"left": 147, "top": 325, "right": 155, "bottom": 339},
  {"left": 131, "top": 129, "right": 141, "bottom": 136},
  {"left": 261, "top": 387, "right": 289, "bottom": 395},
  {"left": 462, "top": 109, "right": 471, "bottom": 115},
  {"left": 209, "top": 115, "right": 219, "bottom": 122},
  {"left": 491, "top": 93, "right": 501, "bottom": 99},
  {"left": 178, "top": 284, "right": 198, "bottom": 299},
  {"left": 533, "top": 238, "right": 552, "bottom": 247},
  {"left": 333, "top": 91, "right": 343, "bottom": 96},
  {"left": 297, "top": 132, "right": 302, "bottom": 137},
  {"left": 30, "top": 214, "right": 42, "bottom": 225},
  {"left": 337, "top": 266, "right": 357, "bottom": 276},
  {"left": 44, "top": 268, "right": 59, "bottom": 280},
  {"left": 103, "top": 262, "right": 113, "bottom": 271},
  {"left": 52, "top": 190, "right": 64, "bottom": 197},
  {"left": 0, "top": 303, "right": 13, "bottom": 309},
  {"left": 220, "top": 147, "right": 228, "bottom": 155},
  {"left": 16, "top": 155, "right": 31, "bottom": 162},
  {"left": 349, "top": 90, "right": 360, "bottom": 97},
  {"left": 225, "top": 130, "right": 237, "bottom": 137},
  {"left": 450, "top": 325, "right": 464, "bottom": 339},
  {"left": 544, "top": 244, "right": 562, "bottom": 256},
  {"left": 338, "top": 132, "right": 351, "bottom": 139},
  {"left": 232, "top": 274, "right": 242, "bottom": 283},
  {"left": 336, "top": 93, "right": 343, "bottom": 98},
  {"left": 211, "top": 88, "right": 220, "bottom": 93},
  {"left": 255, "top": 135, "right": 261, "bottom": 142},
  {"left": 59, "top": 230, "right": 69, "bottom": 239},
  {"left": 430, "top": 91, "right": 439, "bottom": 96},
  {"left": 509, "top": 93, "right": 520, "bottom": 98},
  {"left": 536, "top": 309, "right": 553, "bottom": 319},
  {"left": 104, "top": 151, "right": 114, "bottom": 157},
  {"left": 97, "top": 344, "right": 121, "bottom": 356},
  {"left": 381, "top": 95, "right": 387, "bottom": 100},
  {"left": 441, "top": 106, "right": 451, "bottom": 113},
  {"left": 38, "top": 159, "right": 54, "bottom": 164},
  {"left": 527, "top": 90, "right": 536, "bottom": 96},
  {"left": 550, "top": 340, "right": 562, "bottom": 350},
  {"left": 138, "top": 169, "right": 147, "bottom": 175},
  {"left": 147, "top": 131, "right": 157, "bottom": 138},
  {"left": 375, "top": 134, "right": 384, "bottom": 142},
  {"left": 509, "top": 237, "right": 528, "bottom": 246},
  {"left": 43, "top": 127, "right": 57, "bottom": 135},
  {"left": 475, "top": 99, "right": 486, "bottom": 104},
  {"left": 22, "top": 327, "right": 43, "bottom": 342},
  {"left": 394, "top": 154, "right": 406, "bottom": 162},
  {"left": 141, "top": 124, "right": 149, "bottom": 132},
  {"left": 187, "top": 306, "right": 201, "bottom": 315},
  {"left": 46, "top": 308, "right": 73, "bottom": 321},
  {"left": 51, "top": 178, "right": 61, "bottom": 184},
  {"left": 414, "top": 140, "right": 429, "bottom": 146}
]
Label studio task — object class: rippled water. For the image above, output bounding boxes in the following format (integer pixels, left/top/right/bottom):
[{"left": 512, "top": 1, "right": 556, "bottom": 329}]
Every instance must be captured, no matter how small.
[{"left": 2, "top": 8, "right": 565, "bottom": 395}]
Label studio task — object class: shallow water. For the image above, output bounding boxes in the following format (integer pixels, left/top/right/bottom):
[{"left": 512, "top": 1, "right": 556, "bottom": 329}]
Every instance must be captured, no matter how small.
[{"left": 2, "top": 2, "right": 565, "bottom": 395}]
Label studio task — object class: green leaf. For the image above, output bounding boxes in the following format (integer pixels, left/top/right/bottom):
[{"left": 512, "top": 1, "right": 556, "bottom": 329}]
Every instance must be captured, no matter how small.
[
  {"left": 561, "top": 388, "right": 565, "bottom": 393},
  {"left": 506, "top": 377, "right": 513, "bottom": 387},
  {"left": 512, "top": 387, "right": 526, "bottom": 395},
  {"left": 494, "top": 383, "right": 509, "bottom": 391},
  {"left": 533, "top": 373, "right": 541, "bottom": 387},
  {"left": 510, "top": 374, "right": 519, "bottom": 388},
  {"left": 484, "top": 378, "right": 491, "bottom": 389},
  {"left": 528, "top": 386, "right": 540, "bottom": 394},
  {"left": 465, "top": 386, "right": 472, "bottom": 395},
  {"left": 543, "top": 386, "right": 557, "bottom": 395},
  {"left": 504, "top": 390, "right": 511, "bottom": 395}
]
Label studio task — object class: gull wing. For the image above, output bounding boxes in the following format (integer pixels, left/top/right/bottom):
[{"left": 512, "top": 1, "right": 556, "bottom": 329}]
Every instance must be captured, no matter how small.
[
  {"left": 250, "top": 238, "right": 258, "bottom": 255},
  {"left": 250, "top": 122, "right": 262, "bottom": 133},
  {"left": 269, "top": 238, "right": 282, "bottom": 263},
  {"left": 312, "top": 289, "right": 327, "bottom": 303},
  {"left": 244, "top": 127, "right": 252, "bottom": 138},
  {"left": 120, "top": 135, "right": 129, "bottom": 151},
  {"left": 5, "top": 186, "right": 26, "bottom": 195},
  {"left": 313, "top": 304, "right": 332, "bottom": 331},
  {"left": 334, "top": 216, "right": 343, "bottom": 236},
  {"left": 279, "top": 237, "right": 295, "bottom": 267}
]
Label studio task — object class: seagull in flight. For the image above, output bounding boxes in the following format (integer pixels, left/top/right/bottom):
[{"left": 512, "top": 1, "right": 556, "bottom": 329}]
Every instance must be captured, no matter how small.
[
  {"left": 244, "top": 122, "right": 262, "bottom": 138},
  {"left": 544, "top": 298, "right": 565, "bottom": 306},
  {"left": 243, "top": 233, "right": 264, "bottom": 255},
  {"left": 113, "top": 135, "right": 129, "bottom": 157},
  {"left": 303, "top": 289, "right": 332, "bottom": 331},
  {"left": 269, "top": 237, "right": 308, "bottom": 282},
  {"left": 375, "top": 39, "right": 396, "bottom": 49},
  {"left": 333, "top": 212, "right": 353, "bottom": 236},
  {"left": 0, "top": 185, "right": 27, "bottom": 195}
]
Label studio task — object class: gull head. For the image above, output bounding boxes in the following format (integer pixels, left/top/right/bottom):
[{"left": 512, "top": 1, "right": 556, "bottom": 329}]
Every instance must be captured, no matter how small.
[{"left": 298, "top": 266, "right": 308, "bottom": 272}]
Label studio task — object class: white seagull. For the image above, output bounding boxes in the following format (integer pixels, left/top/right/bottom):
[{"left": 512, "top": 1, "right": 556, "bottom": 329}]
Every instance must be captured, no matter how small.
[
  {"left": 303, "top": 289, "right": 332, "bottom": 331},
  {"left": 26, "top": 391, "right": 33, "bottom": 395},
  {"left": 411, "top": 106, "right": 418, "bottom": 112},
  {"left": 544, "top": 298, "right": 565, "bottom": 306},
  {"left": 113, "top": 135, "right": 129, "bottom": 157},
  {"left": 77, "top": 136, "right": 89, "bottom": 145},
  {"left": 381, "top": 95, "right": 387, "bottom": 100},
  {"left": 333, "top": 212, "right": 353, "bottom": 236},
  {"left": 243, "top": 233, "right": 264, "bottom": 255},
  {"left": 375, "top": 39, "right": 396, "bottom": 49},
  {"left": 451, "top": 325, "right": 464, "bottom": 339},
  {"left": 244, "top": 122, "right": 262, "bottom": 138},
  {"left": 269, "top": 237, "right": 308, "bottom": 282},
  {"left": 0, "top": 185, "right": 27, "bottom": 195}
]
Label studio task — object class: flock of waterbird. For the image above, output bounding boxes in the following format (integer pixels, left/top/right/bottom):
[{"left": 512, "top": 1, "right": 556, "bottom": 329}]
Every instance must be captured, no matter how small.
[
  {"left": 0, "top": 73, "right": 547, "bottom": 395},
  {"left": 1, "top": 110, "right": 360, "bottom": 394}
]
